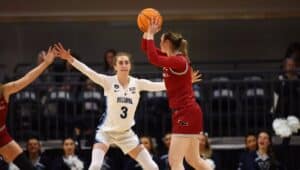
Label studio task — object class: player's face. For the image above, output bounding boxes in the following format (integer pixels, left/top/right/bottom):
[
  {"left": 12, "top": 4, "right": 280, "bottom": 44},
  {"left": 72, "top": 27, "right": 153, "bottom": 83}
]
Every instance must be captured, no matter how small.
[
  {"left": 258, "top": 132, "right": 270, "bottom": 150},
  {"left": 63, "top": 138, "right": 76, "bottom": 156},
  {"left": 246, "top": 135, "right": 257, "bottom": 151},
  {"left": 114, "top": 55, "right": 131, "bottom": 74}
]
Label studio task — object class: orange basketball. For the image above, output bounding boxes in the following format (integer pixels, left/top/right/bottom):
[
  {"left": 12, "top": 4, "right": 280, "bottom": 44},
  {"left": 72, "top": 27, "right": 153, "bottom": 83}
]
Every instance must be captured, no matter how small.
[{"left": 137, "top": 8, "right": 163, "bottom": 32}]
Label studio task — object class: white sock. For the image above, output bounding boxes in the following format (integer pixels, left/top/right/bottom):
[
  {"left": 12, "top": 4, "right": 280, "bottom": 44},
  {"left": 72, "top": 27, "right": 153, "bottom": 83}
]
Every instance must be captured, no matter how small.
[
  {"left": 88, "top": 148, "right": 105, "bottom": 170},
  {"left": 135, "top": 149, "right": 159, "bottom": 170}
]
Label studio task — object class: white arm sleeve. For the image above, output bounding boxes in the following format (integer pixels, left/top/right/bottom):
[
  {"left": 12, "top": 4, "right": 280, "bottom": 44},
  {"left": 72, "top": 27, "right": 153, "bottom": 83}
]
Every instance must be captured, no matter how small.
[
  {"left": 71, "top": 59, "right": 109, "bottom": 90},
  {"left": 138, "top": 79, "right": 166, "bottom": 92}
]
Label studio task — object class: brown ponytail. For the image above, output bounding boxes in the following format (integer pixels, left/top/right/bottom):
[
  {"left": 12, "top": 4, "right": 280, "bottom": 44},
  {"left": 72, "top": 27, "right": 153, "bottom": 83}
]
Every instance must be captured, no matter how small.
[{"left": 163, "top": 32, "right": 190, "bottom": 62}]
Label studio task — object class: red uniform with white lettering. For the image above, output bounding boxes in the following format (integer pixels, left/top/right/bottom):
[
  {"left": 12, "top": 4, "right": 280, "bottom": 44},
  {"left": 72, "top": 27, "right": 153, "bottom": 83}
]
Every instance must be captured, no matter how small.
[
  {"left": 142, "top": 39, "right": 203, "bottom": 134},
  {"left": 0, "top": 96, "right": 13, "bottom": 147}
]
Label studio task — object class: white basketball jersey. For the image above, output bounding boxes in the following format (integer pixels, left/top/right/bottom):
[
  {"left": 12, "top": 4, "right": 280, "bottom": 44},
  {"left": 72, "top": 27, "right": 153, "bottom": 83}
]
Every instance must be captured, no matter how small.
[
  {"left": 99, "top": 76, "right": 141, "bottom": 132},
  {"left": 71, "top": 59, "right": 166, "bottom": 132}
]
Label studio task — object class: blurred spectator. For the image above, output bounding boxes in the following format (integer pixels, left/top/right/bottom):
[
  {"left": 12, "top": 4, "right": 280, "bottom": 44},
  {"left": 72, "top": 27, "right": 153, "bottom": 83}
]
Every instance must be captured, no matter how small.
[
  {"left": 9, "top": 137, "right": 49, "bottom": 170},
  {"left": 273, "top": 57, "right": 300, "bottom": 168},
  {"left": 198, "top": 132, "right": 213, "bottom": 159},
  {"left": 237, "top": 133, "right": 257, "bottom": 169},
  {"left": 103, "top": 49, "right": 116, "bottom": 75},
  {"left": 25, "top": 137, "right": 49, "bottom": 170},
  {"left": 245, "top": 133, "right": 258, "bottom": 152},
  {"left": 275, "top": 57, "right": 300, "bottom": 118},
  {"left": 198, "top": 132, "right": 218, "bottom": 169},
  {"left": 124, "top": 136, "right": 160, "bottom": 170},
  {"left": 237, "top": 131, "right": 284, "bottom": 170},
  {"left": 284, "top": 42, "right": 300, "bottom": 67},
  {"left": 159, "top": 133, "right": 171, "bottom": 170},
  {"left": 51, "top": 137, "right": 84, "bottom": 170}
]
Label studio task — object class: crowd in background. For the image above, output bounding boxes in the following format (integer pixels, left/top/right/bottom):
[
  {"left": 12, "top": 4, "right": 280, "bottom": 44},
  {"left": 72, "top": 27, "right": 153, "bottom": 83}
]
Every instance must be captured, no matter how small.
[{"left": 0, "top": 42, "right": 299, "bottom": 170}]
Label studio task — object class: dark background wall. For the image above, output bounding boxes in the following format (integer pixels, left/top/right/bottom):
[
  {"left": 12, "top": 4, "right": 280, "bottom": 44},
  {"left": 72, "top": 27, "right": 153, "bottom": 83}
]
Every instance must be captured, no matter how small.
[
  {"left": 1, "top": 0, "right": 300, "bottom": 72},
  {"left": 1, "top": 19, "right": 300, "bottom": 72}
]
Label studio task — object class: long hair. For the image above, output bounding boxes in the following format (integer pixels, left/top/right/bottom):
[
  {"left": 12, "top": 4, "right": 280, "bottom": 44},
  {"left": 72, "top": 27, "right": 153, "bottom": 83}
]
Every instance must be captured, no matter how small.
[
  {"left": 200, "top": 132, "right": 212, "bottom": 158},
  {"left": 163, "top": 32, "right": 190, "bottom": 62},
  {"left": 257, "top": 130, "right": 277, "bottom": 166}
]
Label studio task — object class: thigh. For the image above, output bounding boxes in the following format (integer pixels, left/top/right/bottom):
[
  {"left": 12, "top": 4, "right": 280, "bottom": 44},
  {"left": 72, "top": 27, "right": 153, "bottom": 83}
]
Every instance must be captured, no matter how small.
[
  {"left": 184, "top": 136, "right": 201, "bottom": 161},
  {"left": 169, "top": 135, "right": 191, "bottom": 161},
  {"left": 95, "top": 129, "right": 112, "bottom": 147},
  {"left": 0, "top": 141, "right": 23, "bottom": 162},
  {"left": 114, "top": 130, "right": 139, "bottom": 154}
]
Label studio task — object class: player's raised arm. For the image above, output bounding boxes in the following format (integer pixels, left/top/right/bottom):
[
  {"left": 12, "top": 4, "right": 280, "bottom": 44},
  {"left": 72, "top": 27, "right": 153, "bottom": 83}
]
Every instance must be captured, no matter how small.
[
  {"left": 3, "top": 47, "right": 56, "bottom": 101},
  {"left": 54, "top": 43, "right": 110, "bottom": 90}
]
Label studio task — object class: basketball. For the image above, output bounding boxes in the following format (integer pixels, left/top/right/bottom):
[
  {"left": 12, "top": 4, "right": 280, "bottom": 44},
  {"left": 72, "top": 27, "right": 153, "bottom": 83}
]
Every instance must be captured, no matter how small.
[{"left": 137, "top": 8, "right": 163, "bottom": 32}]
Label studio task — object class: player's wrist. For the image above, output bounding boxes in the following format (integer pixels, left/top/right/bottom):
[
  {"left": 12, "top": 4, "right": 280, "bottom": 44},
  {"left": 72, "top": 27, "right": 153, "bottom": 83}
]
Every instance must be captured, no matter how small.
[
  {"left": 146, "top": 33, "right": 154, "bottom": 40},
  {"left": 67, "top": 55, "right": 75, "bottom": 63}
]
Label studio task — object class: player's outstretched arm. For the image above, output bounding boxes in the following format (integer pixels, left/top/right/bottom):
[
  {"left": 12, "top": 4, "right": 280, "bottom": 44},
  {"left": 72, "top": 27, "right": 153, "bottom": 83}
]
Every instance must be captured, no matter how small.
[
  {"left": 138, "top": 79, "right": 166, "bottom": 92},
  {"left": 54, "top": 43, "right": 109, "bottom": 90},
  {"left": 3, "top": 47, "right": 56, "bottom": 100}
]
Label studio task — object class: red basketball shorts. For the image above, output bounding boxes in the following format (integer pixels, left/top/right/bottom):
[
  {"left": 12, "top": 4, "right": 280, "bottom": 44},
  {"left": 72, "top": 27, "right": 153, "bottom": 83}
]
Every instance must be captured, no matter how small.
[{"left": 172, "top": 103, "right": 203, "bottom": 134}]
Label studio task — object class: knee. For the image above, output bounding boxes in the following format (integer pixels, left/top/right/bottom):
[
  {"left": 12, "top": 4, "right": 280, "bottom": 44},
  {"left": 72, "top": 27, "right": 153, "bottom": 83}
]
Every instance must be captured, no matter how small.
[{"left": 88, "top": 164, "right": 101, "bottom": 170}]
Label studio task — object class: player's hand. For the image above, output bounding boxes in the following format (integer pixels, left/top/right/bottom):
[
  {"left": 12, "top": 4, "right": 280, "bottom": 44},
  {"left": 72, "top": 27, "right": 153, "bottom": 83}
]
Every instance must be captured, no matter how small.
[
  {"left": 54, "top": 42, "right": 73, "bottom": 63},
  {"left": 192, "top": 70, "right": 203, "bottom": 84},
  {"left": 147, "top": 16, "right": 161, "bottom": 35},
  {"left": 43, "top": 46, "right": 57, "bottom": 65}
]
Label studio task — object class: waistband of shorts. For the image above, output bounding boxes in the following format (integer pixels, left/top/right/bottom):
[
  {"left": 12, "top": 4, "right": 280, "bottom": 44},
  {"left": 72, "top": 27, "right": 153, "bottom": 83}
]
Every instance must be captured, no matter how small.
[{"left": 172, "top": 133, "right": 200, "bottom": 138}]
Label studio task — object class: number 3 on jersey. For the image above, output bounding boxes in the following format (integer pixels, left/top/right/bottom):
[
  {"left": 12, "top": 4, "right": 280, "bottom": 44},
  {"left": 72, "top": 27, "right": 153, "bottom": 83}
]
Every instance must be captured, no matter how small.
[{"left": 120, "top": 106, "right": 128, "bottom": 119}]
